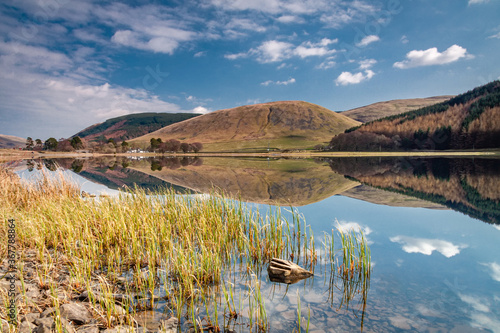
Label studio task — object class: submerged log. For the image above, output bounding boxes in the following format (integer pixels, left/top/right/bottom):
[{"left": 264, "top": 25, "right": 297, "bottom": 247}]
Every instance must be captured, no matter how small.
[{"left": 267, "top": 258, "right": 313, "bottom": 284}]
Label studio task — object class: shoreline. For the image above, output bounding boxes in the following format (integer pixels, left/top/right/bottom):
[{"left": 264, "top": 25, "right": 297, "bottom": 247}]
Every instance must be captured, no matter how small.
[{"left": 1, "top": 149, "right": 499, "bottom": 161}]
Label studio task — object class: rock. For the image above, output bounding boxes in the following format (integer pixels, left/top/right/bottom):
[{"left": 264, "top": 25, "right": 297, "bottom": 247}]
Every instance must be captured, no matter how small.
[
  {"left": 34, "top": 317, "right": 55, "bottom": 328},
  {"left": 114, "top": 304, "right": 127, "bottom": 316},
  {"left": 33, "top": 316, "right": 55, "bottom": 333},
  {"left": 78, "top": 290, "right": 132, "bottom": 304},
  {"left": 23, "top": 283, "right": 43, "bottom": 300},
  {"left": 41, "top": 308, "right": 56, "bottom": 318},
  {"left": 267, "top": 258, "right": 313, "bottom": 284},
  {"left": 102, "top": 325, "right": 136, "bottom": 333},
  {"left": 76, "top": 326, "right": 100, "bottom": 333},
  {"left": 159, "top": 317, "right": 178, "bottom": 333},
  {"left": 18, "top": 320, "right": 36, "bottom": 333},
  {"left": 60, "top": 303, "right": 93, "bottom": 325},
  {"left": 21, "top": 312, "right": 40, "bottom": 323}
]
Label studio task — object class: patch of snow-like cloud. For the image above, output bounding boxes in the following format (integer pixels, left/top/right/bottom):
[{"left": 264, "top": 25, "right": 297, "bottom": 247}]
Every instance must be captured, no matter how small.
[
  {"left": 358, "top": 58, "right": 377, "bottom": 69},
  {"left": 277, "top": 15, "right": 305, "bottom": 24},
  {"left": 468, "top": 0, "right": 490, "bottom": 5},
  {"left": 482, "top": 262, "right": 500, "bottom": 282},
  {"left": 488, "top": 32, "right": 500, "bottom": 39},
  {"left": 356, "top": 35, "right": 380, "bottom": 47},
  {"left": 393, "top": 45, "right": 470, "bottom": 69},
  {"left": 193, "top": 106, "right": 211, "bottom": 114},
  {"left": 335, "top": 70, "right": 375, "bottom": 85},
  {"left": 226, "top": 38, "right": 337, "bottom": 63},
  {"left": 336, "top": 221, "right": 372, "bottom": 235},
  {"left": 458, "top": 294, "right": 490, "bottom": 313},
  {"left": 389, "top": 236, "right": 467, "bottom": 258},
  {"left": 261, "top": 77, "right": 296, "bottom": 86}
]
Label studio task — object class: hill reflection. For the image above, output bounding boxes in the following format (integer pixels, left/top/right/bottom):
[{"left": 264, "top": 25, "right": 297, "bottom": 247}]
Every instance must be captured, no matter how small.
[
  {"left": 327, "top": 157, "right": 500, "bottom": 224},
  {"left": 22, "top": 156, "right": 500, "bottom": 223}
]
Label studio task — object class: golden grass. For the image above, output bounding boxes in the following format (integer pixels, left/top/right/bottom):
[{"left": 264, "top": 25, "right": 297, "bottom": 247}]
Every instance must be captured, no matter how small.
[{"left": 0, "top": 165, "right": 371, "bottom": 331}]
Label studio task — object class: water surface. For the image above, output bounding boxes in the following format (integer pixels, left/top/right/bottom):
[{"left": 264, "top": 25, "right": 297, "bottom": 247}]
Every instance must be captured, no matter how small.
[{"left": 6, "top": 156, "right": 500, "bottom": 332}]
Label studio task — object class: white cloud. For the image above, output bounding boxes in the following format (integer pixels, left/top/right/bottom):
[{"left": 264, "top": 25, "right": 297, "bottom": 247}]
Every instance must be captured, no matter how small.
[
  {"left": 227, "top": 38, "right": 337, "bottom": 63},
  {"left": 468, "top": 0, "right": 490, "bottom": 4},
  {"left": 458, "top": 294, "right": 490, "bottom": 313},
  {"left": 356, "top": 35, "right": 380, "bottom": 47},
  {"left": 393, "top": 45, "right": 469, "bottom": 69},
  {"left": 317, "top": 56, "right": 336, "bottom": 69},
  {"left": 224, "top": 52, "right": 248, "bottom": 60},
  {"left": 277, "top": 15, "right": 304, "bottom": 24},
  {"left": 390, "top": 236, "right": 467, "bottom": 258},
  {"left": 336, "top": 221, "right": 372, "bottom": 235},
  {"left": 359, "top": 59, "right": 377, "bottom": 69},
  {"left": 470, "top": 313, "right": 500, "bottom": 333},
  {"left": 253, "top": 40, "right": 294, "bottom": 62},
  {"left": 226, "top": 18, "right": 267, "bottom": 32},
  {"left": 0, "top": 40, "right": 187, "bottom": 139},
  {"left": 400, "top": 35, "right": 409, "bottom": 44},
  {"left": 194, "top": 51, "right": 207, "bottom": 57},
  {"left": 488, "top": 32, "right": 500, "bottom": 39},
  {"left": 335, "top": 70, "right": 375, "bottom": 85},
  {"left": 482, "top": 262, "right": 500, "bottom": 282},
  {"left": 193, "top": 106, "right": 210, "bottom": 114},
  {"left": 261, "top": 78, "right": 296, "bottom": 86}
]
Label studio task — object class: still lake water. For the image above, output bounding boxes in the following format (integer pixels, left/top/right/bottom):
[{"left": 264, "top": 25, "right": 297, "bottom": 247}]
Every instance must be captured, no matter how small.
[{"left": 6, "top": 156, "right": 500, "bottom": 332}]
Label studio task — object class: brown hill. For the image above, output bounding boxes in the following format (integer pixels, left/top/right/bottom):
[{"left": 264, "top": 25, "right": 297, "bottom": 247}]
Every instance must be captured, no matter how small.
[
  {"left": 329, "top": 81, "right": 500, "bottom": 151},
  {"left": 0, "top": 134, "right": 25, "bottom": 149},
  {"left": 127, "top": 157, "right": 359, "bottom": 206},
  {"left": 340, "top": 96, "right": 454, "bottom": 123},
  {"left": 130, "top": 101, "right": 360, "bottom": 152}
]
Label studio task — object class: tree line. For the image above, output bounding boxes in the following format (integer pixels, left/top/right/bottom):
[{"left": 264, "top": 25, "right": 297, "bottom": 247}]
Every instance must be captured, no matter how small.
[{"left": 24, "top": 136, "right": 203, "bottom": 153}]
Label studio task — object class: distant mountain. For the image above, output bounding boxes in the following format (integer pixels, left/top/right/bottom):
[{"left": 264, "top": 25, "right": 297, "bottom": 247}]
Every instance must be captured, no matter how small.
[
  {"left": 0, "top": 134, "right": 25, "bottom": 149},
  {"left": 340, "top": 96, "right": 454, "bottom": 123},
  {"left": 131, "top": 101, "right": 361, "bottom": 152},
  {"left": 73, "top": 112, "right": 200, "bottom": 142},
  {"left": 329, "top": 81, "right": 500, "bottom": 151}
]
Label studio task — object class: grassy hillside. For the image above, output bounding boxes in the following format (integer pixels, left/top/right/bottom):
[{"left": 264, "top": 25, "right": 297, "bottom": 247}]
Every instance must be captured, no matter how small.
[
  {"left": 131, "top": 101, "right": 360, "bottom": 152},
  {"left": 73, "top": 112, "right": 200, "bottom": 142},
  {"left": 0, "top": 134, "right": 25, "bottom": 149},
  {"left": 340, "top": 96, "right": 454, "bottom": 123},
  {"left": 329, "top": 81, "right": 500, "bottom": 151}
]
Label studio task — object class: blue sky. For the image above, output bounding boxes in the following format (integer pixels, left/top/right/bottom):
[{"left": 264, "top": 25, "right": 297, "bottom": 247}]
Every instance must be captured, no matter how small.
[{"left": 0, "top": 0, "right": 499, "bottom": 140}]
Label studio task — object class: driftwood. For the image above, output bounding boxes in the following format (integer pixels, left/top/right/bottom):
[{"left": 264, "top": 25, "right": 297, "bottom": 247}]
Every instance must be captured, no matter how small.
[{"left": 267, "top": 258, "right": 313, "bottom": 284}]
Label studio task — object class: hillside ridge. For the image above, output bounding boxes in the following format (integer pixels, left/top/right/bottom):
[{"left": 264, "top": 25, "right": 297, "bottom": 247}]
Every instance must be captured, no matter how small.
[
  {"left": 340, "top": 96, "right": 454, "bottom": 123},
  {"left": 131, "top": 101, "right": 360, "bottom": 151}
]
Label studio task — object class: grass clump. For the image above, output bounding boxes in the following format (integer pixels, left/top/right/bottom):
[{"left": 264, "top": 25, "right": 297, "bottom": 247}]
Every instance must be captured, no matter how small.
[{"left": 0, "top": 166, "right": 307, "bottom": 329}]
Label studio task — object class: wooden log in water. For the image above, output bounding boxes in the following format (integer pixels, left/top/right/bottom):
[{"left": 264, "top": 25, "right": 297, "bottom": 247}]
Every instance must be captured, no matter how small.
[{"left": 267, "top": 258, "right": 313, "bottom": 284}]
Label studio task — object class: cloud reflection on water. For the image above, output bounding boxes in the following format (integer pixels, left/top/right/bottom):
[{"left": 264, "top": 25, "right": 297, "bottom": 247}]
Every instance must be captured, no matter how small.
[{"left": 389, "top": 236, "right": 467, "bottom": 257}]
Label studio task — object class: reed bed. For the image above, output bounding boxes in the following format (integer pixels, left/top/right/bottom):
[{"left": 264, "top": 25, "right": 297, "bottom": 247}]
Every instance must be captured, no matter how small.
[{"left": 0, "top": 165, "right": 371, "bottom": 332}]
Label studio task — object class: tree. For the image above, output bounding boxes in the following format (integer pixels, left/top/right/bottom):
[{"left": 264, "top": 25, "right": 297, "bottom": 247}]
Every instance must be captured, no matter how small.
[
  {"left": 70, "top": 136, "right": 84, "bottom": 150},
  {"left": 168, "top": 139, "right": 181, "bottom": 152},
  {"left": 107, "top": 138, "right": 117, "bottom": 148},
  {"left": 44, "top": 138, "right": 58, "bottom": 151},
  {"left": 150, "top": 138, "right": 162, "bottom": 151},
  {"left": 58, "top": 139, "right": 74, "bottom": 152},
  {"left": 180, "top": 142, "right": 191, "bottom": 153},
  {"left": 26, "top": 137, "right": 34, "bottom": 150},
  {"left": 190, "top": 142, "right": 203, "bottom": 153},
  {"left": 35, "top": 139, "right": 43, "bottom": 150}
]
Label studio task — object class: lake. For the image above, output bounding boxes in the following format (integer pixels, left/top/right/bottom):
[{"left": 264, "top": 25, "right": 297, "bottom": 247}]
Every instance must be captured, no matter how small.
[{"left": 6, "top": 156, "right": 500, "bottom": 332}]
